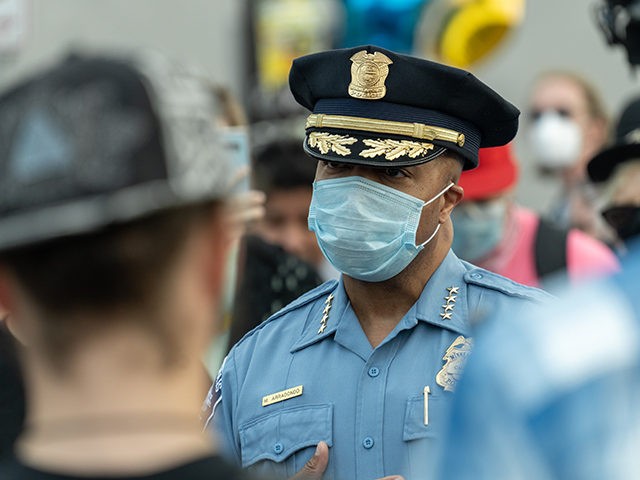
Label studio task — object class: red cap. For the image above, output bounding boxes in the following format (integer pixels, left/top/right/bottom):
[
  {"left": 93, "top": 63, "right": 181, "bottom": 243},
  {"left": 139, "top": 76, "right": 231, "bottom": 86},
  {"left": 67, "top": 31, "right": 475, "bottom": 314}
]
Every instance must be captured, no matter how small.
[{"left": 458, "top": 143, "right": 518, "bottom": 201}]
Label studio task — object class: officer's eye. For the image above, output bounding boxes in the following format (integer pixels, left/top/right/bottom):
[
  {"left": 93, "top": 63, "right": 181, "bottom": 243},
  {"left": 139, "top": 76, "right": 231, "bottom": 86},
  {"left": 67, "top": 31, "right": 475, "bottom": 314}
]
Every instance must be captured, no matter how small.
[
  {"left": 325, "top": 161, "right": 348, "bottom": 170},
  {"left": 384, "top": 167, "right": 406, "bottom": 178}
]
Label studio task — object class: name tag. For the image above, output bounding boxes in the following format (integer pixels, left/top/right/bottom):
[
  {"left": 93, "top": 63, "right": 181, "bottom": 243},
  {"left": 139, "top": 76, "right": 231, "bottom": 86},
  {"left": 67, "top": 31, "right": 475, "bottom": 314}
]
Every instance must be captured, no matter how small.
[{"left": 262, "top": 385, "right": 304, "bottom": 407}]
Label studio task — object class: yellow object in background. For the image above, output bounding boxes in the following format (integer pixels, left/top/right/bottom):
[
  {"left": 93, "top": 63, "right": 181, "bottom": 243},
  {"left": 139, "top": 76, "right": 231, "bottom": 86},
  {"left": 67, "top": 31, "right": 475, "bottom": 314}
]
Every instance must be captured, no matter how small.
[
  {"left": 416, "top": 0, "right": 525, "bottom": 69},
  {"left": 254, "top": 0, "right": 342, "bottom": 91}
]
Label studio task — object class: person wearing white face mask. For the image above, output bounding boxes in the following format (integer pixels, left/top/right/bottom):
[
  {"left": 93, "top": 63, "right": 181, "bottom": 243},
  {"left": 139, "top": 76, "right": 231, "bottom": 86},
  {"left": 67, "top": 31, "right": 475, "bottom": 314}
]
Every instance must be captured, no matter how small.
[
  {"left": 209, "top": 45, "right": 554, "bottom": 480},
  {"left": 527, "top": 71, "right": 614, "bottom": 244},
  {"left": 452, "top": 144, "right": 619, "bottom": 288}
]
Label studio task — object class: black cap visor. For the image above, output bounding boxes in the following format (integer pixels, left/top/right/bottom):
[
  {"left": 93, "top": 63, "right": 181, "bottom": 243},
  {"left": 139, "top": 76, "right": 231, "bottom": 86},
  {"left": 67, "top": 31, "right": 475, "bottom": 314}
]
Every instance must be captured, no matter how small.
[
  {"left": 588, "top": 143, "right": 640, "bottom": 182},
  {"left": 302, "top": 128, "right": 459, "bottom": 168}
]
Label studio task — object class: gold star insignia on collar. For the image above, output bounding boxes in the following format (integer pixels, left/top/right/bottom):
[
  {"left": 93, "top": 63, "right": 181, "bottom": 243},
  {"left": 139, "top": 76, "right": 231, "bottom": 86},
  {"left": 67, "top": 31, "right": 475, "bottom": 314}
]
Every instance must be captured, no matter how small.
[
  {"left": 439, "top": 286, "right": 459, "bottom": 321},
  {"left": 318, "top": 293, "right": 334, "bottom": 334}
]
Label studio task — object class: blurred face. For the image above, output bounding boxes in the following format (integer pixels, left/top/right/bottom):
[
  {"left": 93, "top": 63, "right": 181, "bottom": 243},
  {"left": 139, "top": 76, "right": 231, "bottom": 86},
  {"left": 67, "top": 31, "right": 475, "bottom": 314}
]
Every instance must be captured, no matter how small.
[
  {"left": 451, "top": 196, "right": 509, "bottom": 262},
  {"left": 529, "top": 76, "right": 606, "bottom": 181},
  {"left": 256, "top": 186, "right": 325, "bottom": 267},
  {"left": 609, "top": 167, "right": 640, "bottom": 206},
  {"left": 602, "top": 163, "right": 640, "bottom": 242},
  {"left": 530, "top": 77, "right": 591, "bottom": 129},
  {"left": 531, "top": 77, "right": 588, "bottom": 125}
]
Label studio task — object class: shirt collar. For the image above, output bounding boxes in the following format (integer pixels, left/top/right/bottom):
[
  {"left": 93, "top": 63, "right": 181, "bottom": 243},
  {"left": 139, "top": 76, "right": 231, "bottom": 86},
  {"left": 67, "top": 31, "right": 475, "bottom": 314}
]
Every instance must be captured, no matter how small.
[
  {"left": 411, "top": 249, "right": 471, "bottom": 337},
  {"left": 290, "top": 250, "right": 471, "bottom": 353},
  {"left": 290, "top": 278, "right": 347, "bottom": 353}
]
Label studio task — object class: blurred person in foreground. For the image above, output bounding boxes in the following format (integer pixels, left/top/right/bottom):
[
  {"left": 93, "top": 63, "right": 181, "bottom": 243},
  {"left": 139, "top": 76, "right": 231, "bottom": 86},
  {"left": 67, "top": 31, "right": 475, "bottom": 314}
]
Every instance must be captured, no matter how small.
[
  {"left": 212, "top": 127, "right": 324, "bottom": 358},
  {"left": 451, "top": 144, "right": 619, "bottom": 287},
  {"left": 208, "top": 45, "right": 551, "bottom": 480},
  {"left": 0, "top": 52, "right": 259, "bottom": 479},
  {"left": 526, "top": 70, "right": 614, "bottom": 243},
  {"left": 203, "top": 85, "right": 322, "bottom": 370},
  {"left": 439, "top": 2, "right": 640, "bottom": 478}
]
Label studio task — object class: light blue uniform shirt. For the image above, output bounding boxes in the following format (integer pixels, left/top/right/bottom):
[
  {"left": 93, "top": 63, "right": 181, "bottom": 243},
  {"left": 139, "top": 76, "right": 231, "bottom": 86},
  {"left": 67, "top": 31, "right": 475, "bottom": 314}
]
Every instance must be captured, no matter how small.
[{"left": 210, "top": 251, "right": 549, "bottom": 480}]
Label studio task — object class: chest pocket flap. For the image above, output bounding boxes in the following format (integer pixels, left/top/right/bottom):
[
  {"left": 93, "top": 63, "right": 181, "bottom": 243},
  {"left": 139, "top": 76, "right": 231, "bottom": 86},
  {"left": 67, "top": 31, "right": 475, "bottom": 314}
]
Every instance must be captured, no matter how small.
[
  {"left": 403, "top": 393, "right": 448, "bottom": 441},
  {"left": 239, "top": 403, "right": 333, "bottom": 468}
]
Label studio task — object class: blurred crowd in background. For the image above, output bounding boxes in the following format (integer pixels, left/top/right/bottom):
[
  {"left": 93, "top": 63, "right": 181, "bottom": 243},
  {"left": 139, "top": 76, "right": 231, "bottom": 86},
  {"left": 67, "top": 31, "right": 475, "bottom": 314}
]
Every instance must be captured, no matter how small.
[{"left": 2, "top": 0, "right": 640, "bottom": 478}]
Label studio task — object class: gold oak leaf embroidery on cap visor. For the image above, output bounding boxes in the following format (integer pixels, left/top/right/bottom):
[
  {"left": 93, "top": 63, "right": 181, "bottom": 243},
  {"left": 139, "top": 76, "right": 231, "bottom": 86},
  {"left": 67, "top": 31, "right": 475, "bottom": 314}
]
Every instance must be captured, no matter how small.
[
  {"left": 307, "top": 132, "right": 357, "bottom": 156},
  {"left": 360, "top": 138, "right": 435, "bottom": 161}
]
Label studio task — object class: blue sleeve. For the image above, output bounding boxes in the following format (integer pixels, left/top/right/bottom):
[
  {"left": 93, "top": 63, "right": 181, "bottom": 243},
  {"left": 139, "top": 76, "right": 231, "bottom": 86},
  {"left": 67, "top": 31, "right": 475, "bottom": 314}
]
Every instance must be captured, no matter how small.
[{"left": 209, "top": 351, "right": 243, "bottom": 465}]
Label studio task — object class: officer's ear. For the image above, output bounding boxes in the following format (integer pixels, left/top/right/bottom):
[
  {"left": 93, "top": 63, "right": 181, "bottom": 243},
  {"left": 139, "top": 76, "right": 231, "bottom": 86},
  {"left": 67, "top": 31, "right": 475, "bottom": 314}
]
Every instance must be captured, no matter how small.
[
  {"left": 438, "top": 153, "right": 465, "bottom": 222},
  {"left": 440, "top": 184, "right": 464, "bottom": 223}
]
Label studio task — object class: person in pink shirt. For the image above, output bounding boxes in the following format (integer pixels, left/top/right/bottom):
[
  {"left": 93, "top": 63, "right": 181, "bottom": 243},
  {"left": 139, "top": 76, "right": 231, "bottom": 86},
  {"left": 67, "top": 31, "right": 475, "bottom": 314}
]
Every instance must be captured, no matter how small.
[{"left": 451, "top": 144, "right": 619, "bottom": 287}]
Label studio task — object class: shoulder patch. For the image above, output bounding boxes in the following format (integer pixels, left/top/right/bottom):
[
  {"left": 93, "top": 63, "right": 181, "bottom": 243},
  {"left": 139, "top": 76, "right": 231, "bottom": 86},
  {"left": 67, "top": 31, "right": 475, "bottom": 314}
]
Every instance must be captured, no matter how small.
[
  {"left": 463, "top": 266, "right": 552, "bottom": 303},
  {"left": 201, "top": 354, "right": 228, "bottom": 428},
  {"left": 214, "top": 355, "right": 228, "bottom": 395}
]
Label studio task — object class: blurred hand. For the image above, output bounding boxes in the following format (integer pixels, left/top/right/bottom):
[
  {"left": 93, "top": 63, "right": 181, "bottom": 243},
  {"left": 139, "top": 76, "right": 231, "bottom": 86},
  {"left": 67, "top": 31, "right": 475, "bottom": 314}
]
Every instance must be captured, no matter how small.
[
  {"left": 290, "top": 442, "right": 404, "bottom": 480},
  {"left": 224, "top": 189, "right": 266, "bottom": 240}
]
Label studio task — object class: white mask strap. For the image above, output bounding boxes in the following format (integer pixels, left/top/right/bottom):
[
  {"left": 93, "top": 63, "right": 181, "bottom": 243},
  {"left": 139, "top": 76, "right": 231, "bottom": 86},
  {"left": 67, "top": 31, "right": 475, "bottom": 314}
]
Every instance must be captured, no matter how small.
[
  {"left": 423, "top": 182, "right": 455, "bottom": 208},
  {"left": 419, "top": 222, "right": 442, "bottom": 248},
  {"left": 417, "top": 182, "right": 453, "bottom": 248}
]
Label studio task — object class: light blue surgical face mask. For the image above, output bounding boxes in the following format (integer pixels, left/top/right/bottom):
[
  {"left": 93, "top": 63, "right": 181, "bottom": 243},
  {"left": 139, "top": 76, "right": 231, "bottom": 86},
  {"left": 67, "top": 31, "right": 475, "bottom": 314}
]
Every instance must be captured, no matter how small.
[
  {"left": 308, "top": 176, "right": 453, "bottom": 282},
  {"left": 451, "top": 199, "right": 507, "bottom": 262}
]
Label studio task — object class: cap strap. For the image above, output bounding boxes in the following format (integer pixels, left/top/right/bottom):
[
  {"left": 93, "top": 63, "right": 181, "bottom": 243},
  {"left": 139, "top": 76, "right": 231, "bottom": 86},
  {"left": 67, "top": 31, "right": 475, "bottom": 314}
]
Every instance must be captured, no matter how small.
[{"left": 306, "top": 114, "right": 466, "bottom": 147}]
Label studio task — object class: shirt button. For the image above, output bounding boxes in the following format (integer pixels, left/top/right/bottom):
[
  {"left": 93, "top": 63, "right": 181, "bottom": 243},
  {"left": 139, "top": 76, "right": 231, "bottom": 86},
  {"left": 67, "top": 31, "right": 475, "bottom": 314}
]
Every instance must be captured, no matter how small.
[
  {"left": 368, "top": 367, "right": 380, "bottom": 377},
  {"left": 273, "top": 442, "right": 284, "bottom": 454},
  {"left": 471, "top": 272, "right": 483, "bottom": 279},
  {"left": 362, "top": 437, "right": 374, "bottom": 449}
]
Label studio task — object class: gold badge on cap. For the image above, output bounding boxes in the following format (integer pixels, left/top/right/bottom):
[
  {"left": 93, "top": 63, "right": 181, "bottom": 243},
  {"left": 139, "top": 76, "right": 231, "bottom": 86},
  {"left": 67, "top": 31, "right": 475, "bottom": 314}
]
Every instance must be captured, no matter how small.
[
  {"left": 436, "top": 335, "right": 473, "bottom": 392},
  {"left": 349, "top": 50, "right": 393, "bottom": 100}
]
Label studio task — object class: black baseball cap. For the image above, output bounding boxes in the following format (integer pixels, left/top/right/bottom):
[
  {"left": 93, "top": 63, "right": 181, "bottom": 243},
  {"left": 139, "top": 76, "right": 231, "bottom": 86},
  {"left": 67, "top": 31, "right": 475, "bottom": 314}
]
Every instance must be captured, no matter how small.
[
  {"left": 588, "top": 95, "right": 640, "bottom": 182},
  {"left": 0, "top": 52, "right": 232, "bottom": 252},
  {"left": 289, "top": 45, "right": 520, "bottom": 170}
]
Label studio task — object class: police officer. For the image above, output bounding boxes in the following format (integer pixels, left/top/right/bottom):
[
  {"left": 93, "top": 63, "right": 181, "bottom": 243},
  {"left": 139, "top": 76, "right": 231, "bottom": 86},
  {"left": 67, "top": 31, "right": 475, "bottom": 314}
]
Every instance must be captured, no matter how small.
[{"left": 209, "top": 46, "right": 550, "bottom": 480}]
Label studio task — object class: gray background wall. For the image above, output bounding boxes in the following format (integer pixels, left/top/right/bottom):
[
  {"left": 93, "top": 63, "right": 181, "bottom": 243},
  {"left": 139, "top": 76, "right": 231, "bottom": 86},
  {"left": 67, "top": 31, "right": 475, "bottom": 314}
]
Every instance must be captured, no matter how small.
[{"left": 1, "top": 0, "right": 638, "bottom": 211}]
